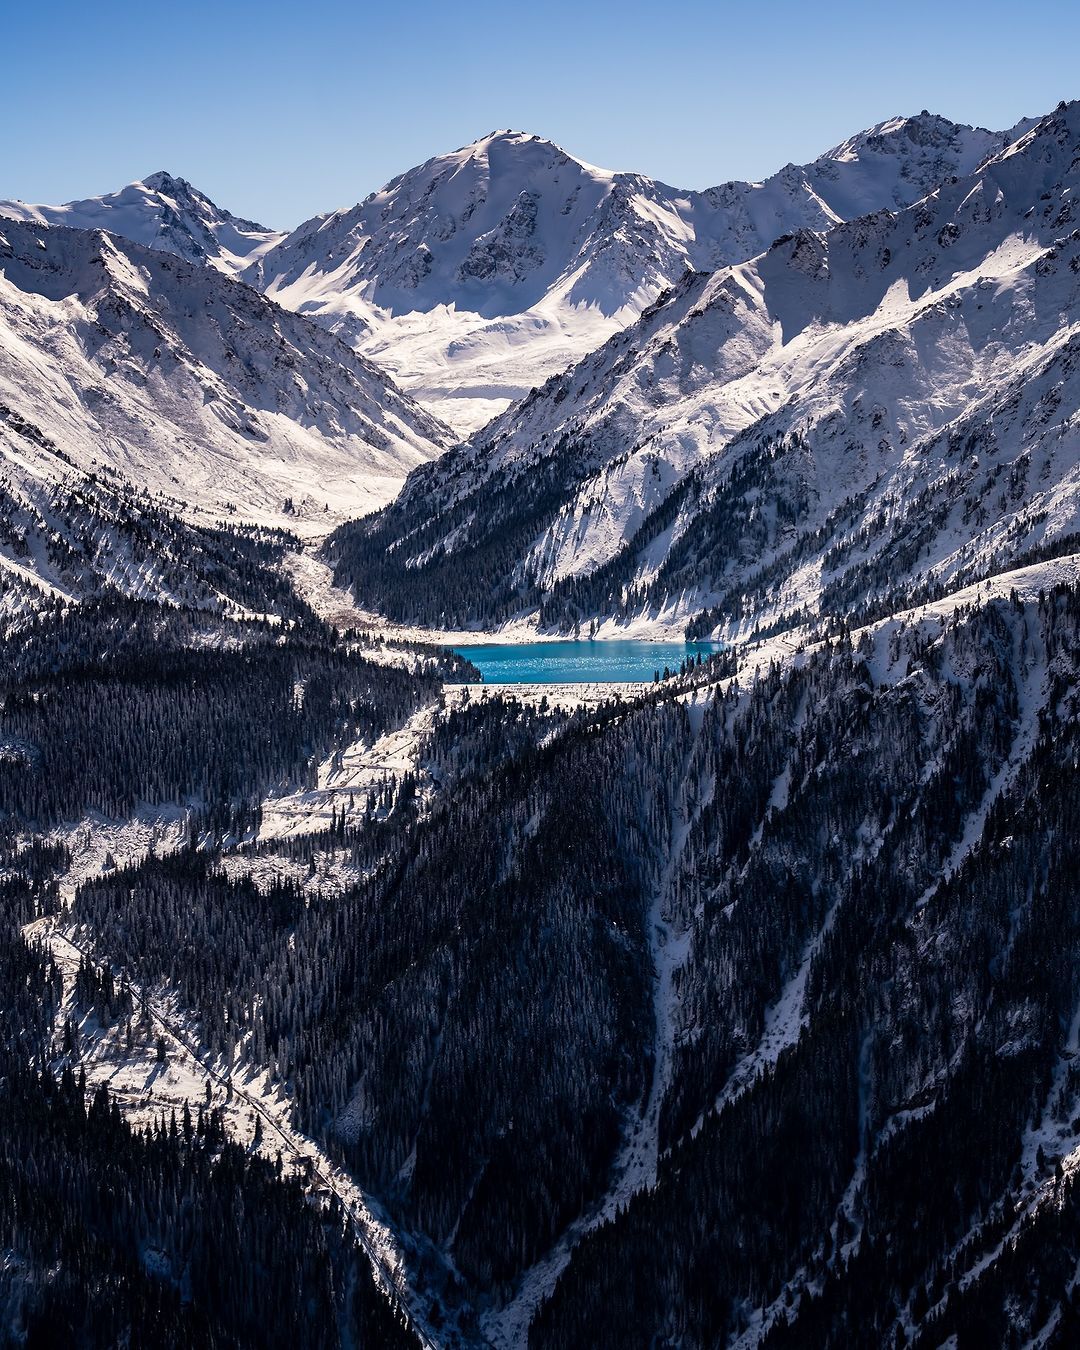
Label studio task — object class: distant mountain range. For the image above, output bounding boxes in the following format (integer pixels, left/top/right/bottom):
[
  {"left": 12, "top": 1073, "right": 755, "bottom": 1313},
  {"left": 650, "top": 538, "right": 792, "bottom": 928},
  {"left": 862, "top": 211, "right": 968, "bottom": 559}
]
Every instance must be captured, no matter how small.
[
  {"left": 1, "top": 170, "right": 284, "bottom": 275},
  {"left": 327, "top": 101, "right": 1080, "bottom": 639},
  {"left": 0, "top": 100, "right": 1072, "bottom": 639},
  {"left": 2, "top": 111, "right": 1032, "bottom": 433}
]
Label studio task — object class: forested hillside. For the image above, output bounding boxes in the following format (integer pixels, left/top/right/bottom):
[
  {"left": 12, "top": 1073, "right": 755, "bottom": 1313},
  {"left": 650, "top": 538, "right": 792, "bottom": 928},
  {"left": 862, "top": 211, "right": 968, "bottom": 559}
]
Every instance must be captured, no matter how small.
[
  {"left": 5, "top": 573, "right": 1076, "bottom": 1346},
  {"left": 0, "top": 598, "right": 467, "bottom": 831},
  {"left": 0, "top": 853, "right": 419, "bottom": 1349}
]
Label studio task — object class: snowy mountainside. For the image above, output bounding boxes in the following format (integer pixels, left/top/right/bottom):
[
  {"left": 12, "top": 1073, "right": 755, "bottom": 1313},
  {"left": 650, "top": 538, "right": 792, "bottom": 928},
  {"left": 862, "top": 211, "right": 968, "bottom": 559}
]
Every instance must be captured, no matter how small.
[
  {"left": 0, "top": 171, "right": 286, "bottom": 276},
  {"left": 4, "top": 114, "right": 1021, "bottom": 435},
  {"left": 0, "top": 406, "right": 304, "bottom": 620},
  {"left": 25, "top": 575, "right": 1080, "bottom": 1350},
  {"left": 250, "top": 114, "right": 1019, "bottom": 431},
  {"left": 0, "top": 216, "right": 452, "bottom": 609},
  {"left": 802, "top": 109, "right": 1029, "bottom": 218},
  {"left": 327, "top": 100, "right": 1080, "bottom": 635}
]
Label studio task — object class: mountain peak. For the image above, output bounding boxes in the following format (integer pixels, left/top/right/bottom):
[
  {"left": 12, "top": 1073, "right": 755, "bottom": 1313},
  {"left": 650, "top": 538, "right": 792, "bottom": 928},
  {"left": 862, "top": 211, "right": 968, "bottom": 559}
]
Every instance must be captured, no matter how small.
[
  {"left": 409, "top": 128, "right": 611, "bottom": 187},
  {"left": 822, "top": 109, "right": 994, "bottom": 162},
  {"left": 804, "top": 110, "right": 1011, "bottom": 217},
  {"left": 0, "top": 172, "right": 284, "bottom": 277},
  {"left": 142, "top": 170, "right": 192, "bottom": 194}
]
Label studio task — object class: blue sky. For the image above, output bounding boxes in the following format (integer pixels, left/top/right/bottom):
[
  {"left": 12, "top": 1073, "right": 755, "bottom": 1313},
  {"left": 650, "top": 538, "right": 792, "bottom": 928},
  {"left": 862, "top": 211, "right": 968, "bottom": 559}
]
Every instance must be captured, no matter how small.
[{"left": 3, "top": 0, "right": 1076, "bottom": 227}]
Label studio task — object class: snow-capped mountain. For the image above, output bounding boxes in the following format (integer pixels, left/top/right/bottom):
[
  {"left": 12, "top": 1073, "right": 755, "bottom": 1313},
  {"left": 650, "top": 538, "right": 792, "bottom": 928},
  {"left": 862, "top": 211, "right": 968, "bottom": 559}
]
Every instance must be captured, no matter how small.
[
  {"left": 0, "top": 216, "right": 452, "bottom": 609},
  {"left": 6, "top": 95, "right": 1080, "bottom": 1350},
  {"left": 327, "top": 101, "right": 1080, "bottom": 635},
  {"left": 7, "top": 113, "right": 1022, "bottom": 435},
  {"left": 250, "top": 115, "right": 1021, "bottom": 431},
  {"left": 0, "top": 172, "right": 286, "bottom": 276},
  {"left": 800, "top": 109, "right": 1032, "bottom": 217},
  {"left": 248, "top": 129, "right": 694, "bottom": 430}
]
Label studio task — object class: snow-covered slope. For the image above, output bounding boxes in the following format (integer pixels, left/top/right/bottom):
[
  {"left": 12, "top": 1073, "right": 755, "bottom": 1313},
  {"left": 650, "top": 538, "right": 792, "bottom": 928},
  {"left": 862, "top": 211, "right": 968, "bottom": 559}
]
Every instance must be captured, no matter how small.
[
  {"left": 250, "top": 115, "right": 1020, "bottom": 431},
  {"left": 801, "top": 110, "right": 1030, "bottom": 218},
  {"left": 5, "top": 114, "right": 1021, "bottom": 435},
  {"left": 248, "top": 129, "right": 733, "bottom": 430},
  {"left": 326, "top": 100, "right": 1080, "bottom": 635},
  {"left": 0, "top": 172, "right": 285, "bottom": 276},
  {"left": 0, "top": 217, "right": 452, "bottom": 609}
]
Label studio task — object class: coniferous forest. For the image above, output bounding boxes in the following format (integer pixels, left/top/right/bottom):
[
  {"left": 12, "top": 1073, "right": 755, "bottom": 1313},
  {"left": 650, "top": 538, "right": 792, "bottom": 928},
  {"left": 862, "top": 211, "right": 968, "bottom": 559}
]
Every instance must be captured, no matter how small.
[
  {"left": 4, "top": 569, "right": 1080, "bottom": 1347},
  {"left": 6, "top": 72, "right": 1080, "bottom": 1350}
]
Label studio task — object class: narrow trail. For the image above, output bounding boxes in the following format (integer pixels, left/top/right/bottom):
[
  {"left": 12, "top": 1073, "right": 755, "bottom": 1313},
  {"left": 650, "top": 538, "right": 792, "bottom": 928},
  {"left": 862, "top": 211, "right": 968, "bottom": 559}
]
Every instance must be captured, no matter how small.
[{"left": 29, "top": 916, "right": 441, "bottom": 1350}]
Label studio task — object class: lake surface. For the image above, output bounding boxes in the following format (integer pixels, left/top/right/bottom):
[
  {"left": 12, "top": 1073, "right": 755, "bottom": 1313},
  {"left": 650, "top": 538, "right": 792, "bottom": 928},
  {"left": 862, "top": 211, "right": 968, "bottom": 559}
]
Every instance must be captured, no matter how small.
[{"left": 452, "top": 639, "right": 723, "bottom": 685}]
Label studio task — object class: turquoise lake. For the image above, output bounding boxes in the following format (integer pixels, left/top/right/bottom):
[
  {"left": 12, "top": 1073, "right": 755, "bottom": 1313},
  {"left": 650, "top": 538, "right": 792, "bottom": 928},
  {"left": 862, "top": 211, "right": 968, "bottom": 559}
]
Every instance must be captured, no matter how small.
[{"left": 452, "top": 639, "right": 723, "bottom": 685}]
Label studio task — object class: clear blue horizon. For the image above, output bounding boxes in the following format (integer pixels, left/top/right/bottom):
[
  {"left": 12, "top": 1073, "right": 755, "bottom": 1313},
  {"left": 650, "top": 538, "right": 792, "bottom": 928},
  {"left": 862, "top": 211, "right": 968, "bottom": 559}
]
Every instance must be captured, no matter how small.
[{"left": 4, "top": 0, "right": 1076, "bottom": 229}]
